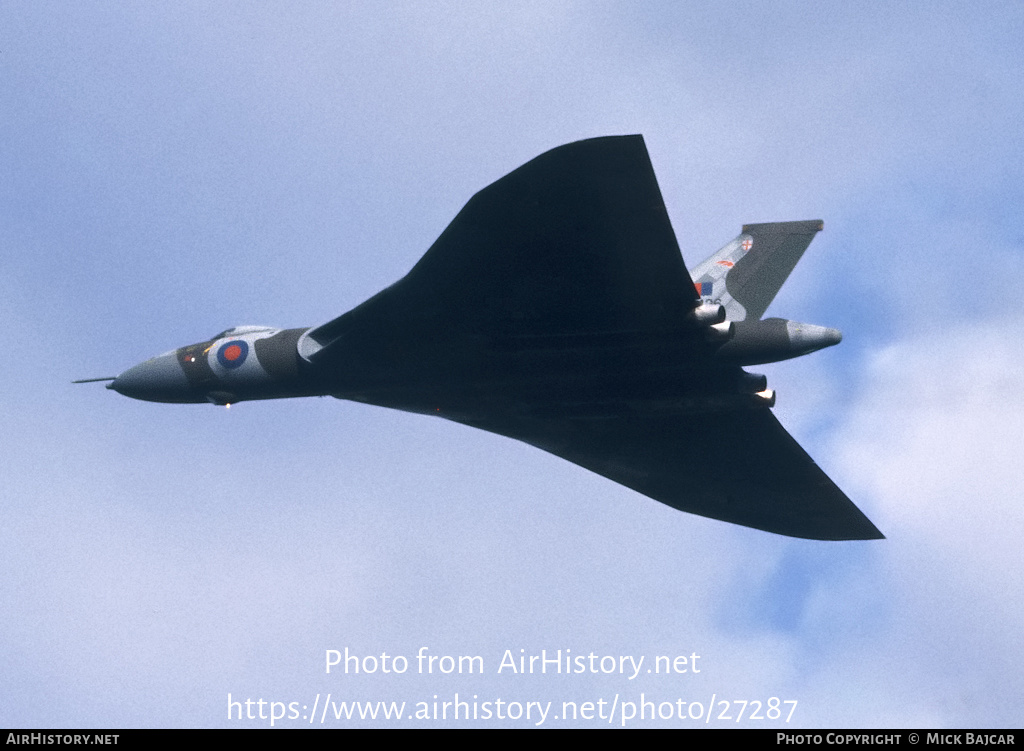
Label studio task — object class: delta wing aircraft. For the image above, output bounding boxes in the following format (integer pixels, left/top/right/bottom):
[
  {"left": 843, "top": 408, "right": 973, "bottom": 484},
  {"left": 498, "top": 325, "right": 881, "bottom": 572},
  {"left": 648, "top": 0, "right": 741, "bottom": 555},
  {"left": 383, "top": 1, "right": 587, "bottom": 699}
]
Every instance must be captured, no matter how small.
[{"left": 78, "top": 135, "right": 883, "bottom": 541}]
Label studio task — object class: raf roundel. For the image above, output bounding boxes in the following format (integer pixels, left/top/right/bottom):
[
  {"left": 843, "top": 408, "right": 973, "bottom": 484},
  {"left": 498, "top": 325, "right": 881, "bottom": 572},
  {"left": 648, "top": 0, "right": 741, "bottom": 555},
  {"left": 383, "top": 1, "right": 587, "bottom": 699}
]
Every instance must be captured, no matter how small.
[{"left": 217, "top": 340, "right": 249, "bottom": 369}]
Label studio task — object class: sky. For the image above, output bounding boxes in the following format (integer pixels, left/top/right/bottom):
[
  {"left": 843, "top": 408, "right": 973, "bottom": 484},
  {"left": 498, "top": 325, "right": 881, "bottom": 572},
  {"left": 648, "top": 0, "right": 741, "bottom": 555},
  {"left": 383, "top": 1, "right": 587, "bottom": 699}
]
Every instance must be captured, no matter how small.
[{"left": 2, "top": 1, "right": 1022, "bottom": 729}]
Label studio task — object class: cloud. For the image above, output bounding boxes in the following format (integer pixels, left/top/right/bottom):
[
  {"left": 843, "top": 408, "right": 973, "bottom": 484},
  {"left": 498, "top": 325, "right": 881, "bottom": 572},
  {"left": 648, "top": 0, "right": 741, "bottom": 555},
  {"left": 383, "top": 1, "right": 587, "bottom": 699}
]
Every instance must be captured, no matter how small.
[{"left": 828, "top": 317, "right": 1024, "bottom": 726}]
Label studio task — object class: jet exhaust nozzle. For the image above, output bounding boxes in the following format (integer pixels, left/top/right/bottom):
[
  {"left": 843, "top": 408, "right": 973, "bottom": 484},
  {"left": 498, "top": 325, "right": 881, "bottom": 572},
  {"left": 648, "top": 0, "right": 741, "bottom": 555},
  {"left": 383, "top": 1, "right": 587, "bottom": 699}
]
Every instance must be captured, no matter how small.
[
  {"left": 688, "top": 302, "right": 726, "bottom": 327},
  {"left": 704, "top": 321, "right": 735, "bottom": 342},
  {"left": 737, "top": 371, "right": 768, "bottom": 394}
]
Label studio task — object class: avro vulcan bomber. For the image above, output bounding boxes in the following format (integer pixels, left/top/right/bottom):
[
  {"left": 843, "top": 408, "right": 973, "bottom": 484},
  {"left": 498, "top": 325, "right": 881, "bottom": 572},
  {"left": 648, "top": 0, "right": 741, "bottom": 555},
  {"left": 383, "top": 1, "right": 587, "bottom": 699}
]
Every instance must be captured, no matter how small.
[{"left": 79, "top": 136, "right": 882, "bottom": 541}]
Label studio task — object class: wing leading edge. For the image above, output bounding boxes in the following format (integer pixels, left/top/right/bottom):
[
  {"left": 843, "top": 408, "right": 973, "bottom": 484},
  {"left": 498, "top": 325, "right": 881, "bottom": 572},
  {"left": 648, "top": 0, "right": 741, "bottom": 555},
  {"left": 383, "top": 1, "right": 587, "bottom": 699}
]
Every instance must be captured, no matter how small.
[{"left": 309, "top": 135, "right": 881, "bottom": 540}]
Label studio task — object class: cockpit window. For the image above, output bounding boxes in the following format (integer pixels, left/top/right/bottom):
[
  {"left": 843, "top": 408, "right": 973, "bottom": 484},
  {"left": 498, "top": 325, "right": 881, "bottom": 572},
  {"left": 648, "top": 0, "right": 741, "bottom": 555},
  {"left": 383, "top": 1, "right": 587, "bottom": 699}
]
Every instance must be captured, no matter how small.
[{"left": 210, "top": 325, "right": 276, "bottom": 339}]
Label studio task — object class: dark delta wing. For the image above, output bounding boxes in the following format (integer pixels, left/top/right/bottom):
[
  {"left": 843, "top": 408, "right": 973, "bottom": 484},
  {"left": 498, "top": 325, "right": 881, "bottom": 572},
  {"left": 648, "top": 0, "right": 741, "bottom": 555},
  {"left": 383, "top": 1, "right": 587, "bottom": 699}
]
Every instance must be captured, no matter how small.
[
  {"left": 401, "top": 134, "right": 698, "bottom": 336},
  {"left": 305, "top": 135, "right": 698, "bottom": 358},
  {"left": 456, "top": 407, "right": 882, "bottom": 540}
]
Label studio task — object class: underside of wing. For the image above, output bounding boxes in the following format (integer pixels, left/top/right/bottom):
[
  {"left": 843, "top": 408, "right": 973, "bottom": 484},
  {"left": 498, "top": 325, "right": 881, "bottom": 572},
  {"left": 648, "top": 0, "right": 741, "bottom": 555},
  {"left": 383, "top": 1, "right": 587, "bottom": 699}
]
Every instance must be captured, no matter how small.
[
  {"left": 454, "top": 407, "right": 883, "bottom": 541},
  {"left": 303, "top": 135, "right": 698, "bottom": 361}
]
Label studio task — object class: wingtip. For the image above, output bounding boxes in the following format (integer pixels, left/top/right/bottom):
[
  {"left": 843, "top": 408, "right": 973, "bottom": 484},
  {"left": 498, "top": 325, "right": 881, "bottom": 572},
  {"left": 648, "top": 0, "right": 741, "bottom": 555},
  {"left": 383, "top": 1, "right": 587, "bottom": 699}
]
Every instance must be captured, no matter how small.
[{"left": 850, "top": 524, "right": 886, "bottom": 541}]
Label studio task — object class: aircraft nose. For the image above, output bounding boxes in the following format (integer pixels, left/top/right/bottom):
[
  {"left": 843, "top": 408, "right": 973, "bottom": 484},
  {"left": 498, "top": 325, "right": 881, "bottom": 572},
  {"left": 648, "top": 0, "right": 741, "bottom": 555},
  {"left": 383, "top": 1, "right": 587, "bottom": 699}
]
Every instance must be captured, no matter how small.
[{"left": 108, "top": 353, "right": 192, "bottom": 403}]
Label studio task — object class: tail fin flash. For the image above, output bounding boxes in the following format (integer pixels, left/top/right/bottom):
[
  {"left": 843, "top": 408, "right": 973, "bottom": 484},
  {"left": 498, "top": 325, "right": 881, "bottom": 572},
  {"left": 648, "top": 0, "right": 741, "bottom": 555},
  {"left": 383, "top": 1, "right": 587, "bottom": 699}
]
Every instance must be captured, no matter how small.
[{"left": 689, "top": 220, "right": 823, "bottom": 321}]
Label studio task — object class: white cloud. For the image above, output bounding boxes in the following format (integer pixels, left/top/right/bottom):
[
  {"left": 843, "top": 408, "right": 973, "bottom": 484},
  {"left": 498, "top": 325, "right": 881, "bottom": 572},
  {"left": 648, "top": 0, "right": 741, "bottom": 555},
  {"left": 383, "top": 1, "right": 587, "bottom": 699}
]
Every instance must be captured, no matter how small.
[
  {"left": 827, "top": 318, "right": 1024, "bottom": 726},
  {"left": 840, "top": 320, "right": 1024, "bottom": 560}
]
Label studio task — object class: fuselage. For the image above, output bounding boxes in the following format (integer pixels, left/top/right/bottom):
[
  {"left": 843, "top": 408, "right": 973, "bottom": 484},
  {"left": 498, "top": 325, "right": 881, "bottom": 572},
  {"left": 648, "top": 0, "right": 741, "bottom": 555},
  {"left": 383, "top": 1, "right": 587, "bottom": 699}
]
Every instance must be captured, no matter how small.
[{"left": 107, "top": 312, "right": 841, "bottom": 414}]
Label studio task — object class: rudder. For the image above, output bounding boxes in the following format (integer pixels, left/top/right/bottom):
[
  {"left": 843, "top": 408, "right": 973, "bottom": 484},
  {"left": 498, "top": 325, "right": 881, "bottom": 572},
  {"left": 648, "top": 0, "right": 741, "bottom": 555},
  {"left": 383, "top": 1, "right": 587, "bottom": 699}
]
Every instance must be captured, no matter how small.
[{"left": 689, "top": 220, "right": 823, "bottom": 321}]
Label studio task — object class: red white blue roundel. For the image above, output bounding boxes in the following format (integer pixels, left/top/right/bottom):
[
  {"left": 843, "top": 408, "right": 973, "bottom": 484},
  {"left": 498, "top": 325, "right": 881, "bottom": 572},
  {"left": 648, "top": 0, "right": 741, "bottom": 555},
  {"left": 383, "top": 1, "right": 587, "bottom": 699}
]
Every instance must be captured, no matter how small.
[{"left": 217, "top": 340, "right": 249, "bottom": 369}]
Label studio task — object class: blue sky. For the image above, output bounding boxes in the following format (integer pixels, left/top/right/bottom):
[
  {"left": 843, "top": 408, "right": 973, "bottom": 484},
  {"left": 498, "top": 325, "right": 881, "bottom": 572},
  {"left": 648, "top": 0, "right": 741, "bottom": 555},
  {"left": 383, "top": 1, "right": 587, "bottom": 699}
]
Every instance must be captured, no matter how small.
[{"left": 2, "top": 2, "right": 1022, "bottom": 728}]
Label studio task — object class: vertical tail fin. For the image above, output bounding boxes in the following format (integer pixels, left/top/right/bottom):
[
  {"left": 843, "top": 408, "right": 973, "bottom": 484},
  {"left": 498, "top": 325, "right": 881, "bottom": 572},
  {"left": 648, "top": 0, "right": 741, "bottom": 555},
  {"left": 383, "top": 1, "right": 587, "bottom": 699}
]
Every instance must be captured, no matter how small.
[{"left": 688, "top": 220, "right": 824, "bottom": 321}]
